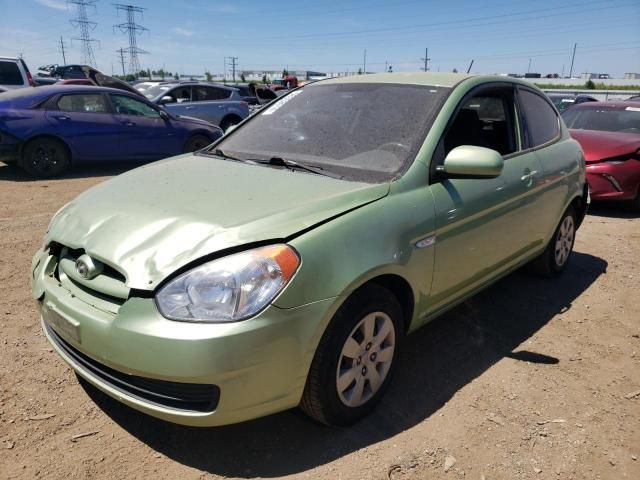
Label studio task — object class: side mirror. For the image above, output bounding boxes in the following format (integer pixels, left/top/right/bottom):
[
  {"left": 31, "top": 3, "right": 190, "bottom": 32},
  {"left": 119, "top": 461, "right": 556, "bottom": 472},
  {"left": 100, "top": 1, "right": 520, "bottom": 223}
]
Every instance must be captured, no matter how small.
[
  {"left": 160, "top": 96, "right": 173, "bottom": 104},
  {"left": 438, "top": 145, "right": 504, "bottom": 179},
  {"left": 159, "top": 109, "right": 170, "bottom": 120}
]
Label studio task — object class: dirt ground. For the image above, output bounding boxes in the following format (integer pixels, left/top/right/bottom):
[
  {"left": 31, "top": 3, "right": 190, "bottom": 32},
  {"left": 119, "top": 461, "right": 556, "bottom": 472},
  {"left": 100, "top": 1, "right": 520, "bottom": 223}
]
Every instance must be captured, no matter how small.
[{"left": 1, "top": 162, "right": 638, "bottom": 480}]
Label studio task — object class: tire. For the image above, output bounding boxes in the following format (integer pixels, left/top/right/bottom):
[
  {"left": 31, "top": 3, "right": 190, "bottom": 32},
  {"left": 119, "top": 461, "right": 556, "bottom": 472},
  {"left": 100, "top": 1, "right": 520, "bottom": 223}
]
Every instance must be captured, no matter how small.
[
  {"left": 21, "top": 138, "right": 70, "bottom": 178},
  {"left": 183, "top": 134, "right": 211, "bottom": 153},
  {"left": 625, "top": 190, "right": 640, "bottom": 213},
  {"left": 529, "top": 205, "right": 576, "bottom": 277},
  {"left": 300, "top": 284, "right": 404, "bottom": 426},
  {"left": 219, "top": 116, "right": 241, "bottom": 132}
]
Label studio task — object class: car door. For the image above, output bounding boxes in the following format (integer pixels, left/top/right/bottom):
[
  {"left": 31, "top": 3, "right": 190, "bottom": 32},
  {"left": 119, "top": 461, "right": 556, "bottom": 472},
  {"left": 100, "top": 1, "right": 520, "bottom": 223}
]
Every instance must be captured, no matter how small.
[
  {"left": 44, "top": 92, "right": 123, "bottom": 161},
  {"left": 110, "top": 93, "right": 183, "bottom": 159},
  {"left": 427, "top": 84, "right": 543, "bottom": 313},
  {"left": 160, "top": 86, "right": 194, "bottom": 118},
  {"left": 516, "top": 87, "right": 571, "bottom": 244},
  {"left": 191, "top": 86, "right": 233, "bottom": 125}
]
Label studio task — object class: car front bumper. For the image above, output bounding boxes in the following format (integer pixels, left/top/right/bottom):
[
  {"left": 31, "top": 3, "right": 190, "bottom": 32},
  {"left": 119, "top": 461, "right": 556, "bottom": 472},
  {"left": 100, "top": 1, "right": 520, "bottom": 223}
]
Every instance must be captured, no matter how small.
[
  {"left": 586, "top": 160, "right": 640, "bottom": 201},
  {"left": 32, "top": 248, "right": 337, "bottom": 426}
]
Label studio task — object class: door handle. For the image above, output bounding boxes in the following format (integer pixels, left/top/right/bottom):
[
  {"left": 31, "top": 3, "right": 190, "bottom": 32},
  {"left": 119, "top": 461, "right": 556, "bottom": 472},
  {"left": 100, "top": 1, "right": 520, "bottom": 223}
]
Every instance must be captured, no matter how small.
[
  {"left": 520, "top": 170, "right": 538, "bottom": 181},
  {"left": 185, "top": 106, "right": 195, "bottom": 110},
  {"left": 54, "top": 115, "right": 70, "bottom": 120},
  {"left": 120, "top": 121, "right": 135, "bottom": 126}
]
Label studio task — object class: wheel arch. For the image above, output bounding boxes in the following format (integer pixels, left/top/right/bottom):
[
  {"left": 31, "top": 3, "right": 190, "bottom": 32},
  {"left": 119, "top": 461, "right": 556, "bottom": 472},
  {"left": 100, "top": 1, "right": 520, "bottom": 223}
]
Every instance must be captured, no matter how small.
[{"left": 19, "top": 134, "right": 73, "bottom": 167}]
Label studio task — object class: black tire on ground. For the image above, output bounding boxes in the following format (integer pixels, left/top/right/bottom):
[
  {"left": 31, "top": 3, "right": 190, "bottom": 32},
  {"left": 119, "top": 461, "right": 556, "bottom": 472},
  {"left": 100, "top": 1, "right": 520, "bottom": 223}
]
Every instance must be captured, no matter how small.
[
  {"left": 219, "top": 116, "right": 241, "bottom": 132},
  {"left": 183, "top": 134, "right": 211, "bottom": 153},
  {"left": 21, "top": 137, "right": 70, "bottom": 178},
  {"left": 300, "top": 283, "right": 404, "bottom": 426},
  {"left": 528, "top": 205, "right": 577, "bottom": 277},
  {"left": 625, "top": 190, "right": 640, "bottom": 213}
]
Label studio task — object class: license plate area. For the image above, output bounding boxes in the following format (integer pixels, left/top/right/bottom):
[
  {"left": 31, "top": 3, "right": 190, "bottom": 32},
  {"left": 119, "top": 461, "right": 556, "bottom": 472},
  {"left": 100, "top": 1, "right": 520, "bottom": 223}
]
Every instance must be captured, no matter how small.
[{"left": 45, "top": 304, "right": 81, "bottom": 344}]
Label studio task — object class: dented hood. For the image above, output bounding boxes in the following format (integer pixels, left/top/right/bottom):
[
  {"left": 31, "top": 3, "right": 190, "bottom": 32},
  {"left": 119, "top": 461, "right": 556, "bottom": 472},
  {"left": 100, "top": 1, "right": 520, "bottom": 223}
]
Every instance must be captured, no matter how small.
[{"left": 46, "top": 154, "right": 389, "bottom": 290}]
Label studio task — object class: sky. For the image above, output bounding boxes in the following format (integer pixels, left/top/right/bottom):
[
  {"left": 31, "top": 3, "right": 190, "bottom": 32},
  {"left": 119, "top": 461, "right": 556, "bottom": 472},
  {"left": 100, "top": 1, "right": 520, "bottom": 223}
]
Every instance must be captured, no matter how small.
[{"left": 0, "top": 0, "right": 639, "bottom": 77}]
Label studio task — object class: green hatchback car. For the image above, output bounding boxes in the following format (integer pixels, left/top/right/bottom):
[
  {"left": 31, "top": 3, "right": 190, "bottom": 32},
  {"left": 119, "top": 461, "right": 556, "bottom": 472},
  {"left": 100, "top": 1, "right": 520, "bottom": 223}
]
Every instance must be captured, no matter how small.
[{"left": 32, "top": 73, "right": 587, "bottom": 427}]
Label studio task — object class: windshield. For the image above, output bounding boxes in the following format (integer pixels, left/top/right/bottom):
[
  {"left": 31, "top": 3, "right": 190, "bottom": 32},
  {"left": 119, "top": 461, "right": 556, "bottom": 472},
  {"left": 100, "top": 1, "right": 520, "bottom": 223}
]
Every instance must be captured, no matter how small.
[
  {"left": 144, "top": 84, "right": 172, "bottom": 99},
  {"left": 209, "top": 82, "right": 449, "bottom": 182},
  {"left": 563, "top": 106, "right": 640, "bottom": 134}
]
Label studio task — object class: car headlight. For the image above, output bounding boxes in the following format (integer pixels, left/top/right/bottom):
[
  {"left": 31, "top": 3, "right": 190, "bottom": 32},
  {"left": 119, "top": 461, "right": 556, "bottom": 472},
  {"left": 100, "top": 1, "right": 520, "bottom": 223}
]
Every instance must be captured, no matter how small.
[{"left": 156, "top": 244, "right": 300, "bottom": 322}]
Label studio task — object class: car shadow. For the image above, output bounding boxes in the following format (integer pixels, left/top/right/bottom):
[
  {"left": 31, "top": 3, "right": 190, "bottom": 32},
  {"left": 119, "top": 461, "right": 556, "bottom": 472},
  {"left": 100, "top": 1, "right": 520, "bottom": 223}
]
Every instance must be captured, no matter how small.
[
  {"left": 80, "top": 251, "right": 607, "bottom": 478},
  {"left": 587, "top": 202, "right": 639, "bottom": 219},
  {"left": 0, "top": 161, "right": 148, "bottom": 181}
]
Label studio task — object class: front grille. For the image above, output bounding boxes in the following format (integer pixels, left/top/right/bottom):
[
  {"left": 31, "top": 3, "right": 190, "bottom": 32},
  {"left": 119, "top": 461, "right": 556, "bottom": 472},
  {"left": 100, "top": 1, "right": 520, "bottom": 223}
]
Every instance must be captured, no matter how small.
[{"left": 46, "top": 323, "right": 220, "bottom": 413}]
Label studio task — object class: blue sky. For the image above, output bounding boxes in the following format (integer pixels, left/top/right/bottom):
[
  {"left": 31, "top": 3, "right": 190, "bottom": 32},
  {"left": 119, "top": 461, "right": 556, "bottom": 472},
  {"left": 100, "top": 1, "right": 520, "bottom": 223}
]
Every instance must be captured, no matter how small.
[{"left": 0, "top": 0, "right": 639, "bottom": 77}]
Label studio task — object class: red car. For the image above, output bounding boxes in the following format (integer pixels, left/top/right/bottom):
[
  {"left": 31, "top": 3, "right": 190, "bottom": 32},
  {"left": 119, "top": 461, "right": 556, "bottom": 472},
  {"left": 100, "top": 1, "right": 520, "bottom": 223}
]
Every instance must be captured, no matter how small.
[{"left": 563, "top": 102, "right": 640, "bottom": 211}]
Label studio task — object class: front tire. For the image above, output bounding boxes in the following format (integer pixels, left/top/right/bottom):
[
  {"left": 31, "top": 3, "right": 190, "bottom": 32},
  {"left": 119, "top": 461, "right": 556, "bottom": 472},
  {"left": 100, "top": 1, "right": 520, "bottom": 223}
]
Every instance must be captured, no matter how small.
[
  {"left": 529, "top": 205, "right": 576, "bottom": 277},
  {"left": 300, "top": 284, "right": 403, "bottom": 426},
  {"left": 21, "top": 138, "right": 70, "bottom": 178},
  {"left": 184, "top": 134, "right": 211, "bottom": 153},
  {"left": 220, "top": 116, "right": 241, "bottom": 132}
]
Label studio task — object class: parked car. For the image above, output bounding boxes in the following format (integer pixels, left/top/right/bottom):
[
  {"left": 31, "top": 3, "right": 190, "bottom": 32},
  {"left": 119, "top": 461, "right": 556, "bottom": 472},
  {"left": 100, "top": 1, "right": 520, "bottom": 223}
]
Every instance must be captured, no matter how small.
[
  {"left": 143, "top": 81, "right": 250, "bottom": 131},
  {"left": 33, "top": 73, "right": 587, "bottom": 427},
  {"left": 133, "top": 81, "right": 163, "bottom": 93},
  {"left": 563, "top": 101, "right": 640, "bottom": 210},
  {"left": 628, "top": 95, "right": 640, "bottom": 102},
  {"left": 547, "top": 93, "right": 598, "bottom": 112},
  {"left": 227, "top": 83, "right": 259, "bottom": 105},
  {"left": 0, "top": 85, "right": 222, "bottom": 177},
  {"left": 0, "top": 56, "right": 34, "bottom": 90}
]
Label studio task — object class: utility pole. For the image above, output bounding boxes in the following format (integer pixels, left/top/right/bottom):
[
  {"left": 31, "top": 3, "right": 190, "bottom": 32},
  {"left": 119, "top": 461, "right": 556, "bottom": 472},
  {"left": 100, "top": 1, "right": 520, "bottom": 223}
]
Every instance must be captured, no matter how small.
[
  {"left": 527, "top": 58, "right": 532, "bottom": 73},
  {"left": 69, "top": 0, "right": 99, "bottom": 67},
  {"left": 569, "top": 43, "right": 577, "bottom": 79},
  {"left": 421, "top": 48, "right": 430, "bottom": 71},
  {"left": 113, "top": 4, "right": 149, "bottom": 76},
  {"left": 228, "top": 56, "right": 238, "bottom": 82},
  {"left": 363, "top": 49, "right": 367, "bottom": 74},
  {"left": 58, "top": 36, "right": 68, "bottom": 65},
  {"left": 117, "top": 48, "right": 126, "bottom": 76}
]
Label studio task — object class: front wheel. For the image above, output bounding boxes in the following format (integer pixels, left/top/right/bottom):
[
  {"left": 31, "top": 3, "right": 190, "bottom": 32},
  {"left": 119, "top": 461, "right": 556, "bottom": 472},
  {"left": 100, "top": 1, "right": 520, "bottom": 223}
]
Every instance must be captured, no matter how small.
[
  {"left": 529, "top": 206, "right": 576, "bottom": 277},
  {"left": 219, "top": 116, "right": 241, "bottom": 132},
  {"left": 183, "top": 134, "right": 211, "bottom": 153},
  {"left": 21, "top": 138, "right": 70, "bottom": 178},
  {"left": 300, "top": 284, "right": 403, "bottom": 426}
]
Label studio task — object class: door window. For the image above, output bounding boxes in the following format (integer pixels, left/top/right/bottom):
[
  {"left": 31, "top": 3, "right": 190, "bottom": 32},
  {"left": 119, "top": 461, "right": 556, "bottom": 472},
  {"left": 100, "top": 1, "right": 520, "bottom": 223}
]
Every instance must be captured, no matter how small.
[
  {"left": 0, "top": 61, "right": 23, "bottom": 85},
  {"left": 169, "top": 87, "right": 192, "bottom": 103},
  {"left": 518, "top": 89, "right": 560, "bottom": 148},
  {"left": 57, "top": 94, "right": 109, "bottom": 113},
  {"left": 443, "top": 88, "right": 518, "bottom": 156},
  {"left": 193, "top": 86, "right": 231, "bottom": 101},
  {"left": 111, "top": 95, "right": 160, "bottom": 118}
]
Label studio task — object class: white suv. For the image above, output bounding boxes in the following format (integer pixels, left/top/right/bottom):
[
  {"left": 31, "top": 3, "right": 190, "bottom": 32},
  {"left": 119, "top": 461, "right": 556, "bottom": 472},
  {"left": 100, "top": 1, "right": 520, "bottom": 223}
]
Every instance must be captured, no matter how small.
[{"left": 0, "top": 57, "right": 34, "bottom": 91}]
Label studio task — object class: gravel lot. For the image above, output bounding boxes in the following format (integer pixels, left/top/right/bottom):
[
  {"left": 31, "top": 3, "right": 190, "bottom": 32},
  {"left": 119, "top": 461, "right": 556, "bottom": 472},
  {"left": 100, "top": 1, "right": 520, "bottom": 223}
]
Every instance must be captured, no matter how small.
[{"left": 1, "top": 161, "right": 639, "bottom": 480}]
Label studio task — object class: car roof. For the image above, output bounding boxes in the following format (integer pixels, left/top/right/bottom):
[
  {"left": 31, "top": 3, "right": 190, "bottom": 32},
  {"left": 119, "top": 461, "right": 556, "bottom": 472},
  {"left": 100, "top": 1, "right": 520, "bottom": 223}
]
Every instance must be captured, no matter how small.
[
  {"left": 570, "top": 100, "right": 640, "bottom": 110},
  {"left": 318, "top": 72, "right": 474, "bottom": 88},
  {"left": 0, "top": 56, "right": 20, "bottom": 62}
]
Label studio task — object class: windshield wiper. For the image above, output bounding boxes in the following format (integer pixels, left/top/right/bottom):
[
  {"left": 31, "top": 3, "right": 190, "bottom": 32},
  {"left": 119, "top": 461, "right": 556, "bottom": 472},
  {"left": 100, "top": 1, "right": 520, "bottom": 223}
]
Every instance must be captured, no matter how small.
[
  {"left": 203, "top": 148, "right": 247, "bottom": 163},
  {"left": 249, "top": 157, "right": 343, "bottom": 179}
]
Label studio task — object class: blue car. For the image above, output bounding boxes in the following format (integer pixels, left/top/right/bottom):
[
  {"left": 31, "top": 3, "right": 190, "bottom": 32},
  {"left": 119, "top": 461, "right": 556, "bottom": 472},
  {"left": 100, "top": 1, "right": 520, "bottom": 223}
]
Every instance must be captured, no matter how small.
[{"left": 0, "top": 85, "right": 223, "bottom": 177}]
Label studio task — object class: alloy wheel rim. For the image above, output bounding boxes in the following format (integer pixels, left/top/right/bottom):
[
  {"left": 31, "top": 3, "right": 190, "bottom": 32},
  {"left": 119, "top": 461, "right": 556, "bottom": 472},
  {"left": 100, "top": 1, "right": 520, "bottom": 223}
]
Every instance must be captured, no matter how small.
[
  {"left": 336, "top": 311, "right": 396, "bottom": 408},
  {"left": 32, "top": 145, "right": 59, "bottom": 173},
  {"left": 554, "top": 216, "right": 574, "bottom": 267}
]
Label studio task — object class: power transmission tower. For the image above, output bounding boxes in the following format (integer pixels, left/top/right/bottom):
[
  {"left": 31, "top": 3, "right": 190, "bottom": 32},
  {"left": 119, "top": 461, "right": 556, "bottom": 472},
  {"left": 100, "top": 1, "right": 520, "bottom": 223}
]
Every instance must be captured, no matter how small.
[
  {"left": 117, "top": 48, "right": 127, "bottom": 76},
  {"left": 113, "top": 4, "right": 149, "bottom": 76},
  {"left": 228, "top": 56, "right": 238, "bottom": 82},
  {"left": 421, "top": 48, "right": 430, "bottom": 71},
  {"left": 58, "top": 36, "right": 68, "bottom": 65},
  {"left": 69, "top": 0, "right": 99, "bottom": 67}
]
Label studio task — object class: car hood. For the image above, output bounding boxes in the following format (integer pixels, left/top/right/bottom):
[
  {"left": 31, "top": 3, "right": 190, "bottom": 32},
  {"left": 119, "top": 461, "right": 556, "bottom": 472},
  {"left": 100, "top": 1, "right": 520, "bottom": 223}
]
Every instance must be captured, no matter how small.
[
  {"left": 172, "top": 114, "right": 216, "bottom": 128},
  {"left": 46, "top": 154, "right": 389, "bottom": 290},
  {"left": 569, "top": 129, "right": 640, "bottom": 162}
]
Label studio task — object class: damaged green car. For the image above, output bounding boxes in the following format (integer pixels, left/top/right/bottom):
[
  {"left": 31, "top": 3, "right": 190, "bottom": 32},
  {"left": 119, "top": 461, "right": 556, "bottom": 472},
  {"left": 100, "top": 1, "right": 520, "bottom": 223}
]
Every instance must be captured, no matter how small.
[{"left": 32, "top": 73, "right": 587, "bottom": 426}]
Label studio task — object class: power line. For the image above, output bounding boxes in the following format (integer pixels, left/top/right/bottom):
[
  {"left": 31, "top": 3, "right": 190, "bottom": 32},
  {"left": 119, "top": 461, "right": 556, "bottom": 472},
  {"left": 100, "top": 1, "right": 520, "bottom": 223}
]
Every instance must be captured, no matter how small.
[
  {"left": 113, "top": 3, "right": 149, "bottom": 75},
  {"left": 69, "top": 0, "right": 99, "bottom": 67}
]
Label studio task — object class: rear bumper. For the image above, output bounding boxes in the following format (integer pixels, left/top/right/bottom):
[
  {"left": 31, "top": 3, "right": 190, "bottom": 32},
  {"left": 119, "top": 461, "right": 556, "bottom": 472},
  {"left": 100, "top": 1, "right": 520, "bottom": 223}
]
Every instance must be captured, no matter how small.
[{"left": 586, "top": 160, "right": 640, "bottom": 201}]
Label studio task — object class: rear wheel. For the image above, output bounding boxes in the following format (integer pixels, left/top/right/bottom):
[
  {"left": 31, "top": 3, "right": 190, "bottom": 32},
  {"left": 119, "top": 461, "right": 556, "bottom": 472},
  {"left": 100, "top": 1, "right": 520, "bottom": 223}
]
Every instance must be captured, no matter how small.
[
  {"left": 21, "top": 138, "right": 70, "bottom": 178},
  {"left": 300, "top": 284, "right": 403, "bottom": 426},
  {"left": 625, "top": 189, "right": 640, "bottom": 213},
  {"left": 184, "top": 134, "right": 211, "bottom": 153},
  {"left": 529, "top": 206, "right": 576, "bottom": 277}
]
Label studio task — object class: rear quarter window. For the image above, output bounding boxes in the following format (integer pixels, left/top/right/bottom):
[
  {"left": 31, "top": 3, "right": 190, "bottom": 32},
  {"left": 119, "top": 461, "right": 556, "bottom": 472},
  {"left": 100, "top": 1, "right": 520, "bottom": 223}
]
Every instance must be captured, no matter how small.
[
  {"left": 0, "top": 61, "right": 24, "bottom": 85},
  {"left": 519, "top": 89, "right": 560, "bottom": 148}
]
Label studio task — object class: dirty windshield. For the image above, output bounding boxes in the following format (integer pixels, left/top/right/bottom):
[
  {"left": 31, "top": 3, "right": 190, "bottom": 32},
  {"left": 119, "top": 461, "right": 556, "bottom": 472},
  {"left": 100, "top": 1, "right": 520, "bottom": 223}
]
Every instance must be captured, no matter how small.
[{"left": 209, "top": 82, "right": 449, "bottom": 182}]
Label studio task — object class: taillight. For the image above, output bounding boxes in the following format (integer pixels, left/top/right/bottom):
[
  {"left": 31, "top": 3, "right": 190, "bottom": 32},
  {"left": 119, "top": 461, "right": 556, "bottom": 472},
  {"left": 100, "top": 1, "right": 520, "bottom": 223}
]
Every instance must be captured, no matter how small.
[
  {"left": 27, "top": 71, "right": 35, "bottom": 87},
  {"left": 241, "top": 101, "right": 248, "bottom": 108}
]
